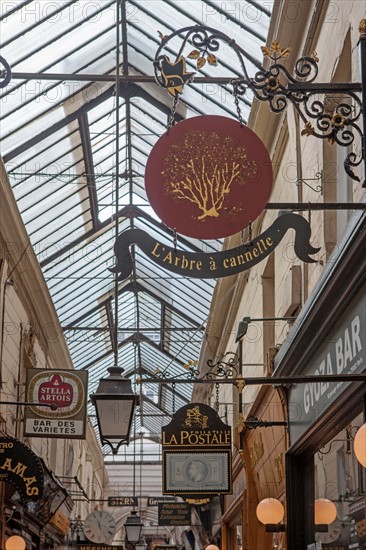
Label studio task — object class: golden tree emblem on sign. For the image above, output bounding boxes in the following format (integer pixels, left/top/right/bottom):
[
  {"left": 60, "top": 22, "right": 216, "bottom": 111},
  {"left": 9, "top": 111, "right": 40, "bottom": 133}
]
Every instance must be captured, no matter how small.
[{"left": 161, "top": 130, "right": 257, "bottom": 220}]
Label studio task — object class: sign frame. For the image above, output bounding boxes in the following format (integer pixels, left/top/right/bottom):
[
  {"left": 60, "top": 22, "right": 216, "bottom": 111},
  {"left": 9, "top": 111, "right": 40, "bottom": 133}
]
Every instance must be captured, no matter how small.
[
  {"left": 162, "top": 403, "right": 232, "bottom": 499},
  {"left": 163, "top": 450, "right": 231, "bottom": 495},
  {"left": 24, "top": 368, "right": 88, "bottom": 439}
]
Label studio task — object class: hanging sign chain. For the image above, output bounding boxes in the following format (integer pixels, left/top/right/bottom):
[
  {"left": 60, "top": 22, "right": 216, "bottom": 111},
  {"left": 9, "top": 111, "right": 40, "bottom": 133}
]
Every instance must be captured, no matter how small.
[
  {"left": 168, "top": 95, "right": 179, "bottom": 129},
  {"left": 248, "top": 221, "right": 253, "bottom": 245},
  {"left": 232, "top": 80, "right": 244, "bottom": 126},
  {"left": 173, "top": 228, "right": 177, "bottom": 253},
  {"left": 172, "top": 382, "right": 176, "bottom": 414},
  {"left": 215, "top": 382, "right": 220, "bottom": 412}
]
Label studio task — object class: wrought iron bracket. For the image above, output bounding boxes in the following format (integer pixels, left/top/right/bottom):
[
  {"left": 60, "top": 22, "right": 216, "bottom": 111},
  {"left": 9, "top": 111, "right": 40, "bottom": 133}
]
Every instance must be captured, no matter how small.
[
  {"left": 244, "top": 416, "right": 288, "bottom": 430},
  {"left": 295, "top": 171, "right": 323, "bottom": 194},
  {"left": 154, "top": 21, "right": 366, "bottom": 187}
]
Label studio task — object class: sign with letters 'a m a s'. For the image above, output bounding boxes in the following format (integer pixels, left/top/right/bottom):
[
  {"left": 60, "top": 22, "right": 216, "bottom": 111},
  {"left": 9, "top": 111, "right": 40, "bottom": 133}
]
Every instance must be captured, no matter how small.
[{"left": 24, "top": 369, "right": 88, "bottom": 439}]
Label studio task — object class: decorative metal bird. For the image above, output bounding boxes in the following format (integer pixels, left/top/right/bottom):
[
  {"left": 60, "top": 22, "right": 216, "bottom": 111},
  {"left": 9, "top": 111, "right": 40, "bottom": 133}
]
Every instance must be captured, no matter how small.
[{"left": 160, "top": 55, "right": 195, "bottom": 97}]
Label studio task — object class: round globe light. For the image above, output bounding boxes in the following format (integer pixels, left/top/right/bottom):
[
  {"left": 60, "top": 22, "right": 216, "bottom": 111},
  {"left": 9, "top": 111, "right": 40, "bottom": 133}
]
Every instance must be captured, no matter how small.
[
  {"left": 354, "top": 423, "right": 366, "bottom": 467},
  {"left": 256, "top": 498, "right": 284, "bottom": 525},
  {"left": 5, "top": 535, "right": 26, "bottom": 550},
  {"left": 206, "top": 545, "right": 220, "bottom": 550},
  {"left": 314, "top": 498, "right": 337, "bottom": 525}
]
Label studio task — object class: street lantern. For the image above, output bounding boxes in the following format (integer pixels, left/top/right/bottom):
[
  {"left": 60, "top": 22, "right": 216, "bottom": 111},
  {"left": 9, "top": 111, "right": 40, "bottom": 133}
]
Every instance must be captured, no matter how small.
[
  {"left": 124, "top": 510, "right": 143, "bottom": 544},
  {"left": 136, "top": 537, "right": 148, "bottom": 550},
  {"left": 90, "top": 366, "right": 139, "bottom": 454}
]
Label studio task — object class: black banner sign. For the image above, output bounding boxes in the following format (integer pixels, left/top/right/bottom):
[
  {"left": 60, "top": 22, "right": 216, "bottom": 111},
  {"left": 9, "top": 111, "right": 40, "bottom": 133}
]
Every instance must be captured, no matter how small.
[
  {"left": 77, "top": 546, "right": 123, "bottom": 550},
  {"left": 0, "top": 436, "right": 44, "bottom": 501},
  {"left": 110, "top": 213, "right": 319, "bottom": 281},
  {"left": 108, "top": 496, "right": 138, "bottom": 506},
  {"left": 158, "top": 502, "right": 191, "bottom": 526},
  {"left": 148, "top": 496, "right": 176, "bottom": 506}
]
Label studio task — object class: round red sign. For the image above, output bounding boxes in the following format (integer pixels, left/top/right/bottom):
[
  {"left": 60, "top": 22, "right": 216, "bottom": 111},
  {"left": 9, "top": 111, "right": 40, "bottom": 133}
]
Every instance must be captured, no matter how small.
[{"left": 145, "top": 116, "right": 273, "bottom": 239}]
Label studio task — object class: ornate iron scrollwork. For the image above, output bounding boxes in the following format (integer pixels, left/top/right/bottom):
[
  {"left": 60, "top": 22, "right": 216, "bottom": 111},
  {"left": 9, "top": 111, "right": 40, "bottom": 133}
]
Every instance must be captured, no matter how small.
[
  {"left": 205, "top": 352, "right": 239, "bottom": 380},
  {"left": 0, "top": 56, "right": 11, "bottom": 88},
  {"left": 138, "top": 352, "right": 239, "bottom": 383},
  {"left": 154, "top": 24, "right": 364, "bottom": 184}
]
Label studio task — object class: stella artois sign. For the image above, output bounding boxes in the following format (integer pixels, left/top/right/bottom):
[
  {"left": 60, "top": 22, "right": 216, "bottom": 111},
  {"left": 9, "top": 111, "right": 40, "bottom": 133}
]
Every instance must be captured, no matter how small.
[
  {"left": 110, "top": 115, "right": 319, "bottom": 280},
  {"left": 24, "top": 369, "right": 88, "bottom": 438}
]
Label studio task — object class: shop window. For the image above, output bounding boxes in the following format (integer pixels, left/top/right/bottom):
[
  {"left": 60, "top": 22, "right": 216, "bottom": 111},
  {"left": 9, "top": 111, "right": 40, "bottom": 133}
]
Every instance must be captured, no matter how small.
[{"left": 314, "top": 412, "right": 365, "bottom": 548}]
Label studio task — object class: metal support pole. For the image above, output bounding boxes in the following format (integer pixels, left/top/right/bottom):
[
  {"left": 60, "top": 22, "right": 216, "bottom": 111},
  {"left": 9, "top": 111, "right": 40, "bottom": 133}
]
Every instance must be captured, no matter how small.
[
  {"left": 237, "top": 339, "right": 244, "bottom": 451},
  {"left": 140, "top": 374, "right": 366, "bottom": 385},
  {"left": 0, "top": 401, "right": 57, "bottom": 409},
  {"left": 358, "top": 20, "right": 366, "bottom": 187}
]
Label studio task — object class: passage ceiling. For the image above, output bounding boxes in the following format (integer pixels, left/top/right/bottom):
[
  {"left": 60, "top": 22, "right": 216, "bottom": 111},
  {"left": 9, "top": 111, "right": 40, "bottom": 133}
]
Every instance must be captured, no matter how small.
[{"left": 0, "top": 0, "right": 273, "bottom": 452}]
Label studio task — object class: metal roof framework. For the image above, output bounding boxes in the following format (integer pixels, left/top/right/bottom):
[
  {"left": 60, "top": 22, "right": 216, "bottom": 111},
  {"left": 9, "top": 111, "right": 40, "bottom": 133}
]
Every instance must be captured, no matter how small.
[{"left": 0, "top": 0, "right": 272, "bottom": 454}]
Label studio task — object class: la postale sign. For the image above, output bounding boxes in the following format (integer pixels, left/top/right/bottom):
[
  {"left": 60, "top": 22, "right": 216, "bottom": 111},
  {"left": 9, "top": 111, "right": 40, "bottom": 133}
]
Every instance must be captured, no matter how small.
[
  {"left": 162, "top": 404, "right": 232, "bottom": 498},
  {"left": 162, "top": 429, "right": 231, "bottom": 446}
]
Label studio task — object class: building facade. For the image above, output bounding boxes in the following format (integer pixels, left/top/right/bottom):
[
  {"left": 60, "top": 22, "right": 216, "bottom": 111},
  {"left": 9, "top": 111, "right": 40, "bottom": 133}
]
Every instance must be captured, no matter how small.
[
  {"left": 195, "top": 1, "right": 366, "bottom": 549},
  {"left": 0, "top": 160, "right": 108, "bottom": 548}
]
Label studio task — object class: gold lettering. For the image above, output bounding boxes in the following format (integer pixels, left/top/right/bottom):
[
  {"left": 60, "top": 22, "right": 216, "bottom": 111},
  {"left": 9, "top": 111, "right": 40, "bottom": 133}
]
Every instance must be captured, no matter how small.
[
  {"left": 163, "top": 433, "right": 178, "bottom": 445},
  {"left": 11, "top": 462, "right": 27, "bottom": 477},
  {"left": 252, "top": 247, "right": 259, "bottom": 258},
  {"left": 196, "top": 261, "right": 202, "bottom": 270},
  {"left": 211, "top": 433, "right": 219, "bottom": 444},
  {"left": 163, "top": 251, "right": 173, "bottom": 264},
  {"left": 266, "top": 237, "right": 273, "bottom": 247},
  {"left": 1, "top": 458, "right": 13, "bottom": 471},
  {"left": 260, "top": 238, "right": 267, "bottom": 251},
  {"left": 26, "top": 485, "right": 39, "bottom": 497},
  {"left": 249, "top": 433, "right": 264, "bottom": 468},
  {"left": 24, "top": 475, "right": 37, "bottom": 490},
  {"left": 223, "top": 258, "right": 229, "bottom": 268},
  {"left": 229, "top": 257, "right": 237, "bottom": 267},
  {"left": 236, "top": 254, "right": 245, "bottom": 265},
  {"left": 244, "top": 251, "right": 253, "bottom": 262},
  {"left": 181, "top": 431, "right": 190, "bottom": 444},
  {"left": 151, "top": 242, "right": 161, "bottom": 258}
]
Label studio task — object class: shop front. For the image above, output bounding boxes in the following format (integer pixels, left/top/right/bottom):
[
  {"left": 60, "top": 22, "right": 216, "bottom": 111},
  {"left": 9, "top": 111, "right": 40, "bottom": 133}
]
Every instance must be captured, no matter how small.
[
  {"left": 274, "top": 213, "right": 366, "bottom": 549},
  {"left": 0, "top": 436, "right": 73, "bottom": 549}
]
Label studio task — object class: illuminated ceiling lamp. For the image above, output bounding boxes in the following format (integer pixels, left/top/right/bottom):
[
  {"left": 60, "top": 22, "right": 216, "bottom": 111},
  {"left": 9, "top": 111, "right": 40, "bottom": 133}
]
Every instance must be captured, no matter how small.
[
  {"left": 206, "top": 545, "right": 220, "bottom": 550},
  {"left": 256, "top": 498, "right": 285, "bottom": 532},
  {"left": 314, "top": 498, "right": 337, "bottom": 526},
  {"left": 354, "top": 423, "right": 366, "bottom": 467},
  {"left": 5, "top": 535, "right": 26, "bottom": 550}
]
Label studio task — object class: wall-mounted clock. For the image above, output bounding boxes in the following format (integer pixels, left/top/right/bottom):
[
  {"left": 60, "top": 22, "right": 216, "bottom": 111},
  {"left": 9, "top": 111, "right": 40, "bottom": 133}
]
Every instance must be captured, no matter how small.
[
  {"left": 316, "top": 520, "right": 342, "bottom": 544},
  {"left": 83, "top": 510, "right": 116, "bottom": 544}
]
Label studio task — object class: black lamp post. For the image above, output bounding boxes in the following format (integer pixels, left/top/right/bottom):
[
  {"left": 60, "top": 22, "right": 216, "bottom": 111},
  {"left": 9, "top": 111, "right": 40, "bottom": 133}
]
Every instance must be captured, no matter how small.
[
  {"left": 124, "top": 509, "right": 143, "bottom": 545},
  {"left": 90, "top": 366, "right": 139, "bottom": 454},
  {"left": 135, "top": 537, "right": 147, "bottom": 550}
]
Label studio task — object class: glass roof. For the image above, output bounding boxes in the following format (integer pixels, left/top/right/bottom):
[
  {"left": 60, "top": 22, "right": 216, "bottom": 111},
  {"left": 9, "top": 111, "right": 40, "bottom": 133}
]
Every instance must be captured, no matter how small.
[{"left": 1, "top": 0, "right": 273, "bottom": 455}]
